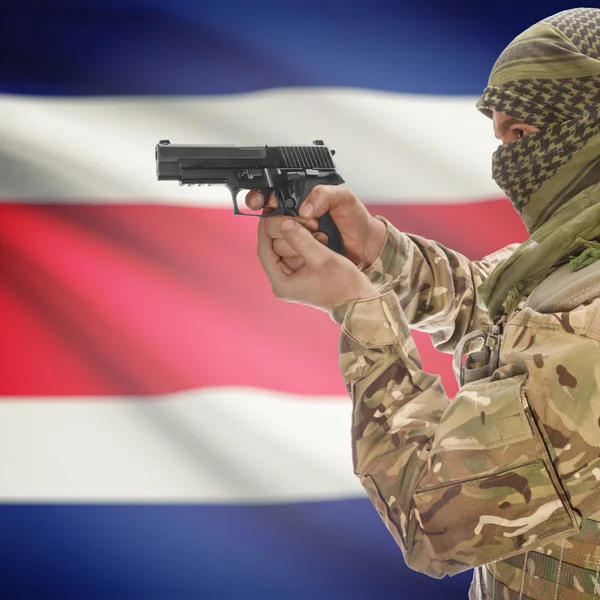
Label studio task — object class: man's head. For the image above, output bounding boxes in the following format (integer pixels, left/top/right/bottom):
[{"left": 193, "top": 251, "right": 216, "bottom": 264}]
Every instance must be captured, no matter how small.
[{"left": 477, "top": 8, "right": 600, "bottom": 233}]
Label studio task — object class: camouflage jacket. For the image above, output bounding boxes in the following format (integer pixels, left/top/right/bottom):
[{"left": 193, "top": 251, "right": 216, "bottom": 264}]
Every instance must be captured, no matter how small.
[{"left": 330, "top": 216, "right": 600, "bottom": 579}]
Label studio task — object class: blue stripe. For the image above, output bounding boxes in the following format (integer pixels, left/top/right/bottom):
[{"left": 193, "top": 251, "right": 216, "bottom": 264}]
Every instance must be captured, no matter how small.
[
  {"left": 0, "top": 500, "right": 471, "bottom": 599},
  {"left": 2, "top": 0, "right": 582, "bottom": 96}
]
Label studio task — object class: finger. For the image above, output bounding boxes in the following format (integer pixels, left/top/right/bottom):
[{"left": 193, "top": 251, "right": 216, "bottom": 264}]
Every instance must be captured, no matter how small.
[
  {"left": 245, "top": 190, "right": 265, "bottom": 211},
  {"left": 257, "top": 217, "right": 286, "bottom": 282},
  {"left": 278, "top": 259, "right": 294, "bottom": 276},
  {"left": 264, "top": 215, "right": 320, "bottom": 240},
  {"left": 273, "top": 231, "right": 327, "bottom": 257},
  {"left": 273, "top": 237, "right": 299, "bottom": 258},
  {"left": 314, "top": 232, "right": 328, "bottom": 246},
  {"left": 282, "top": 256, "right": 305, "bottom": 272},
  {"left": 303, "top": 218, "right": 320, "bottom": 233},
  {"left": 280, "top": 219, "right": 328, "bottom": 263},
  {"left": 266, "top": 192, "right": 278, "bottom": 210}
]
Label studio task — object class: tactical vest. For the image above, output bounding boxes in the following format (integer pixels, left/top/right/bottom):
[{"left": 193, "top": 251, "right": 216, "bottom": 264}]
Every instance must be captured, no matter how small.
[
  {"left": 455, "top": 260, "right": 600, "bottom": 599},
  {"left": 470, "top": 518, "right": 600, "bottom": 599}
]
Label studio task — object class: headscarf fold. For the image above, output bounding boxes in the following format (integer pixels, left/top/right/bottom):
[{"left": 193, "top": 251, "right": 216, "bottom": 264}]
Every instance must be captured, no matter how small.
[{"left": 475, "top": 8, "right": 600, "bottom": 319}]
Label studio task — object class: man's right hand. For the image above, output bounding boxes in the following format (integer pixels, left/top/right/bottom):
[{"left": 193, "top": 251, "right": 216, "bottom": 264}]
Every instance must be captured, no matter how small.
[{"left": 245, "top": 185, "right": 388, "bottom": 272}]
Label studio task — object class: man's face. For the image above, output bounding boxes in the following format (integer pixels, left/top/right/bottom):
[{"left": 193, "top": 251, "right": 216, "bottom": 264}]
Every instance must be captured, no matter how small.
[{"left": 492, "top": 110, "right": 540, "bottom": 145}]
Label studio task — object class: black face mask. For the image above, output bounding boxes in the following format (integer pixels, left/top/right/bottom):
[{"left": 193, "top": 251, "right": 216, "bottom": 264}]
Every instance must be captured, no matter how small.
[{"left": 491, "top": 112, "right": 600, "bottom": 233}]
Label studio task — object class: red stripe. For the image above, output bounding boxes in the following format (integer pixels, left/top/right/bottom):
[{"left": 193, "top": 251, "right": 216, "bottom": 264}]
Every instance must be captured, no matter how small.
[{"left": 0, "top": 201, "right": 526, "bottom": 398}]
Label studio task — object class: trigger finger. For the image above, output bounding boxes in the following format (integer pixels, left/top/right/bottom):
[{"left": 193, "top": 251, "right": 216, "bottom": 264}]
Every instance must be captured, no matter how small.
[{"left": 245, "top": 190, "right": 265, "bottom": 211}]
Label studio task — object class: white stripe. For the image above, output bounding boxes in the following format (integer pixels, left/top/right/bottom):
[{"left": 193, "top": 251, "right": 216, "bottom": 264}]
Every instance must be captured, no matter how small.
[
  {"left": 1, "top": 89, "right": 500, "bottom": 204},
  {"left": 0, "top": 388, "right": 364, "bottom": 504}
]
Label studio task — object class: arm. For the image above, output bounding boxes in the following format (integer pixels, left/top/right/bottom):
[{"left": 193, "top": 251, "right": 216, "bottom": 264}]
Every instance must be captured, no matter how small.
[
  {"left": 363, "top": 217, "right": 519, "bottom": 352},
  {"left": 331, "top": 291, "right": 589, "bottom": 578},
  {"left": 245, "top": 183, "right": 516, "bottom": 353},
  {"left": 255, "top": 209, "right": 588, "bottom": 578}
]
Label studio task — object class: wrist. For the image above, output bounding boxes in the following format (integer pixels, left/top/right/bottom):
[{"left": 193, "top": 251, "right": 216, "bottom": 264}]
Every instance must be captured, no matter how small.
[
  {"left": 354, "top": 281, "right": 380, "bottom": 302},
  {"left": 331, "top": 280, "right": 379, "bottom": 309},
  {"left": 361, "top": 216, "right": 388, "bottom": 270}
]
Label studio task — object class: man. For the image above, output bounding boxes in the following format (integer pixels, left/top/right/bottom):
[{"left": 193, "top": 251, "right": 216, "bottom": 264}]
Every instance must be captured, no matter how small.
[{"left": 247, "top": 8, "right": 600, "bottom": 598}]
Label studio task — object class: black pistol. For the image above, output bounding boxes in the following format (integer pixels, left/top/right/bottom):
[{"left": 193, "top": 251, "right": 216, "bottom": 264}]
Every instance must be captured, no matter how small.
[{"left": 155, "top": 140, "right": 345, "bottom": 254}]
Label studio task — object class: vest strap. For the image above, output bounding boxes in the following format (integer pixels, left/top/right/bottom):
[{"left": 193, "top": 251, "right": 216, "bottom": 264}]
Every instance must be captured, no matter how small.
[{"left": 527, "top": 259, "right": 600, "bottom": 313}]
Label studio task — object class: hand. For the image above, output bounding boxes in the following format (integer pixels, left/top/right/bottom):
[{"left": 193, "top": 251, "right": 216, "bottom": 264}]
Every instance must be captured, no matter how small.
[
  {"left": 246, "top": 185, "right": 387, "bottom": 272},
  {"left": 246, "top": 192, "right": 329, "bottom": 271},
  {"left": 258, "top": 216, "right": 379, "bottom": 312}
]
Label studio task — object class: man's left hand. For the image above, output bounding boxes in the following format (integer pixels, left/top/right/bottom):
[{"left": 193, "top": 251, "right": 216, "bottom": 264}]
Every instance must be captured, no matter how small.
[{"left": 258, "top": 217, "right": 380, "bottom": 312}]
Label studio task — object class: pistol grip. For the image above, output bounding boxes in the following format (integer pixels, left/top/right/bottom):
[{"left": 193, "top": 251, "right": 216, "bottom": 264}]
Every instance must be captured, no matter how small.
[
  {"left": 292, "top": 176, "right": 344, "bottom": 255},
  {"left": 316, "top": 212, "right": 343, "bottom": 255}
]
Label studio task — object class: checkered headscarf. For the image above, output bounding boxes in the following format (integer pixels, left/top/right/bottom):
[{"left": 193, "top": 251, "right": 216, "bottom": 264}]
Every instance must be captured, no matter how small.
[
  {"left": 476, "top": 9, "right": 600, "bottom": 319},
  {"left": 477, "top": 8, "right": 600, "bottom": 233}
]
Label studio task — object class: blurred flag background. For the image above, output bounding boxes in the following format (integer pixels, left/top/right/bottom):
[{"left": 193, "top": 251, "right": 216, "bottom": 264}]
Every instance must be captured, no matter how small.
[{"left": 0, "top": 1, "right": 588, "bottom": 598}]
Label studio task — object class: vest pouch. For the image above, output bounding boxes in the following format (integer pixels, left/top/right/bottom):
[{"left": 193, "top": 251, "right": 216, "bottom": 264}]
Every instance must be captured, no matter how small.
[{"left": 413, "top": 374, "right": 579, "bottom": 574}]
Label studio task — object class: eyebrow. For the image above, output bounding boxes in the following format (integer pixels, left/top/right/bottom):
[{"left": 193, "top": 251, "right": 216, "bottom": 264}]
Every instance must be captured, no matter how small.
[{"left": 494, "top": 117, "right": 524, "bottom": 139}]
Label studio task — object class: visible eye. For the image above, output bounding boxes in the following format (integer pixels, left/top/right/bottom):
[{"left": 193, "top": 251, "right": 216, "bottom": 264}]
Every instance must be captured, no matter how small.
[{"left": 511, "top": 127, "right": 525, "bottom": 140}]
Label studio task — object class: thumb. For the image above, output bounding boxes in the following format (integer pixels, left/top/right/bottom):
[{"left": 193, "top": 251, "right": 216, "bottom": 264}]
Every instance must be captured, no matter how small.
[
  {"left": 299, "top": 185, "right": 352, "bottom": 219},
  {"left": 299, "top": 185, "right": 331, "bottom": 218},
  {"left": 280, "top": 219, "right": 328, "bottom": 262}
]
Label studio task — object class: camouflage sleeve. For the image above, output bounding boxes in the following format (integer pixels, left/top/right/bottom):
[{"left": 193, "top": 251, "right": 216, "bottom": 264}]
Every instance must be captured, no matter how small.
[
  {"left": 362, "top": 216, "right": 519, "bottom": 353},
  {"left": 330, "top": 291, "right": 581, "bottom": 578}
]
